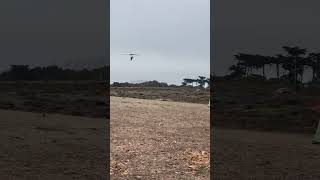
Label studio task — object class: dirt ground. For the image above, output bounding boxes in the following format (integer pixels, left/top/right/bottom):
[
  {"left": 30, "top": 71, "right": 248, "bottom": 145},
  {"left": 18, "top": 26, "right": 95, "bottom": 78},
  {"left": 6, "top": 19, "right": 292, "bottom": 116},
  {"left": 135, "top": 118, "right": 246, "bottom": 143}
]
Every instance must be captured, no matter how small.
[
  {"left": 110, "top": 96, "right": 210, "bottom": 179},
  {"left": 0, "top": 110, "right": 107, "bottom": 180},
  {"left": 212, "top": 127, "right": 320, "bottom": 180}
]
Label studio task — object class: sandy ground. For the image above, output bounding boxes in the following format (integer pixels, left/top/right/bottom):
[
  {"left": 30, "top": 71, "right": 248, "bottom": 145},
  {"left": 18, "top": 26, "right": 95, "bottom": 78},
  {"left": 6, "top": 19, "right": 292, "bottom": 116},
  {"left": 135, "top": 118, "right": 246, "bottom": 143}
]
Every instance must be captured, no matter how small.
[
  {"left": 213, "top": 127, "right": 320, "bottom": 180},
  {"left": 0, "top": 110, "right": 107, "bottom": 180},
  {"left": 110, "top": 96, "right": 210, "bottom": 179}
]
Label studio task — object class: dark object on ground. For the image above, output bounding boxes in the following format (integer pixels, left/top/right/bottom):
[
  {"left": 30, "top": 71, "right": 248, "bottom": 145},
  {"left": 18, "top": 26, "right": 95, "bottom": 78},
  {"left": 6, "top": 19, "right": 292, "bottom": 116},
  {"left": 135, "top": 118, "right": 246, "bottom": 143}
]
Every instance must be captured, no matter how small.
[{"left": 273, "top": 87, "right": 295, "bottom": 96}]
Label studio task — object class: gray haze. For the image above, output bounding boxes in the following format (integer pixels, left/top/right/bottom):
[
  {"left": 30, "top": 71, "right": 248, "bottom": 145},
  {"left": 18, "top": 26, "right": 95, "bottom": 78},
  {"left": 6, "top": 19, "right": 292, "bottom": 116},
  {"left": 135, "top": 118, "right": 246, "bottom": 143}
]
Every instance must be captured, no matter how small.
[
  {"left": 213, "top": 0, "right": 320, "bottom": 77},
  {"left": 111, "top": 0, "right": 210, "bottom": 85},
  {"left": 0, "top": 0, "right": 108, "bottom": 72}
]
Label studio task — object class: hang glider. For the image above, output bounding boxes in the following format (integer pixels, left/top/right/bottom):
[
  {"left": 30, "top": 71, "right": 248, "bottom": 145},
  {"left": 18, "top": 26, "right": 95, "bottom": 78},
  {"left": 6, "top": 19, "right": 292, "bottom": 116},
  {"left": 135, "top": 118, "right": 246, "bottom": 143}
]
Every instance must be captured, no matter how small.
[{"left": 120, "top": 53, "right": 140, "bottom": 61}]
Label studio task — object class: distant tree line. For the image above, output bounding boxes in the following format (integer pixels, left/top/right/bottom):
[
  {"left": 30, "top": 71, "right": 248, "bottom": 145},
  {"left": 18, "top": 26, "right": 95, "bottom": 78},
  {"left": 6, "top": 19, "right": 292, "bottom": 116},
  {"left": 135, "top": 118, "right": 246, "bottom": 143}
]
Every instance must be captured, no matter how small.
[
  {"left": 227, "top": 46, "right": 320, "bottom": 84},
  {"left": 112, "top": 77, "right": 212, "bottom": 88},
  {"left": 182, "top": 76, "right": 210, "bottom": 88},
  {"left": 111, "top": 80, "right": 174, "bottom": 87},
  {"left": 0, "top": 65, "right": 109, "bottom": 81}
]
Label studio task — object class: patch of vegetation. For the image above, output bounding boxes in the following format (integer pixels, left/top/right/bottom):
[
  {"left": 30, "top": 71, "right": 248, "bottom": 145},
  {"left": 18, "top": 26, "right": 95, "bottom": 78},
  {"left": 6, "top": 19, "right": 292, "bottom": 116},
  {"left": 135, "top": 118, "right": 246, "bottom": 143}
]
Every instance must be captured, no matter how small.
[
  {"left": 213, "top": 78, "right": 320, "bottom": 133},
  {"left": 195, "top": 166, "right": 208, "bottom": 176},
  {"left": 0, "top": 65, "right": 108, "bottom": 81}
]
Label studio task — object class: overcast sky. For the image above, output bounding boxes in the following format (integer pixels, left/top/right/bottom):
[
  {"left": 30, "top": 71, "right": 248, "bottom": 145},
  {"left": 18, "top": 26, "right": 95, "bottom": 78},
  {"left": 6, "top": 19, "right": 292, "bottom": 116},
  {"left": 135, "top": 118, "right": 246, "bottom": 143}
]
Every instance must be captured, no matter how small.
[
  {"left": 0, "top": 0, "right": 107, "bottom": 71},
  {"left": 213, "top": 0, "right": 320, "bottom": 76},
  {"left": 111, "top": 0, "right": 210, "bottom": 85},
  {"left": 3, "top": 0, "right": 319, "bottom": 82}
]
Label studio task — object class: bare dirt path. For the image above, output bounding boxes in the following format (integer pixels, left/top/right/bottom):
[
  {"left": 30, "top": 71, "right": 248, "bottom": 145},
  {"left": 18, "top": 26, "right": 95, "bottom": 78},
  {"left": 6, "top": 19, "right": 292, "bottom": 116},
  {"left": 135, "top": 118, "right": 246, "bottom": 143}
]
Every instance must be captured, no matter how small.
[
  {"left": 111, "top": 97, "right": 210, "bottom": 179},
  {"left": 213, "top": 127, "right": 320, "bottom": 180}
]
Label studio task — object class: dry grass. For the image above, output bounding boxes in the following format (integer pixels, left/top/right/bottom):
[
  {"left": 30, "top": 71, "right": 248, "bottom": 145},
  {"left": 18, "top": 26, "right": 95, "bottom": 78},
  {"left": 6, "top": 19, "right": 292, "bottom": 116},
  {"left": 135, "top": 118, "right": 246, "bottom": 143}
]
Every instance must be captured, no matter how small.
[
  {"left": 111, "top": 96, "right": 210, "bottom": 179},
  {"left": 183, "top": 149, "right": 210, "bottom": 176},
  {"left": 111, "top": 87, "right": 210, "bottom": 104}
]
